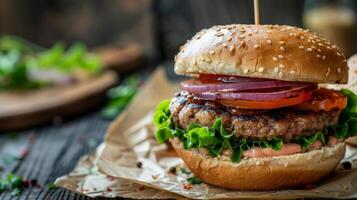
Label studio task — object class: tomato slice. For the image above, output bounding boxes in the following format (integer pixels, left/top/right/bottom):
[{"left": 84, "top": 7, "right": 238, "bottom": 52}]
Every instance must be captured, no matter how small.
[
  {"left": 293, "top": 88, "right": 347, "bottom": 112},
  {"left": 217, "top": 91, "right": 312, "bottom": 109}
]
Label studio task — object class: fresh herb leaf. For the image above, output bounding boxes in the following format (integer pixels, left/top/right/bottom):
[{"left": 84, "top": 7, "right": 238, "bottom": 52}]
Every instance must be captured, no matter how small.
[
  {"left": 47, "top": 183, "right": 58, "bottom": 189},
  {"left": 180, "top": 167, "right": 191, "bottom": 175},
  {"left": 101, "top": 75, "right": 140, "bottom": 119},
  {"left": 0, "top": 173, "right": 25, "bottom": 196},
  {"left": 187, "top": 176, "right": 202, "bottom": 185},
  {"left": 0, "top": 36, "right": 102, "bottom": 89}
]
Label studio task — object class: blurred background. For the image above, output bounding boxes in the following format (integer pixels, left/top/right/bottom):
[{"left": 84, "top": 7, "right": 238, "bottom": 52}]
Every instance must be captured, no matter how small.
[{"left": 1, "top": 0, "right": 357, "bottom": 67}]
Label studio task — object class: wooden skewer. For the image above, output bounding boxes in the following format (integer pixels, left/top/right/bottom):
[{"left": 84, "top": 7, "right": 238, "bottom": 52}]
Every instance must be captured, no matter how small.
[{"left": 254, "top": 0, "right": 260, "bottom": 25}]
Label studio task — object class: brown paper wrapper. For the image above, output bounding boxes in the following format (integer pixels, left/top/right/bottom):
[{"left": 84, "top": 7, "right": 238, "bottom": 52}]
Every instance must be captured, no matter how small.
[{"left": 57, "top": 67, "right": 357, "bottom": 199}]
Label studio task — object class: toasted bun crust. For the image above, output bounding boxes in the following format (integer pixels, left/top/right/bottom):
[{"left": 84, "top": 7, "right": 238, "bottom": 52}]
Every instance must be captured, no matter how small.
[
  {"left": 170, "top": 138, "right": 345, "bottom": 190},
  {"left": 175, "top": 24, "right": 348, "bottom": 84}
]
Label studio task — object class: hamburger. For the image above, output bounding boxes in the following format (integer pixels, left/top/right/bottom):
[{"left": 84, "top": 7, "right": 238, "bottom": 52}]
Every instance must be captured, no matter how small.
[{"left": 153, "top": 24, "right": 357, "bottom": 190}]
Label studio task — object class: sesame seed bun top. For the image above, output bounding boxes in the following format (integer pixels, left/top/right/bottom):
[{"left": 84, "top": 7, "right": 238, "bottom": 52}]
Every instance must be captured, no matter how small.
[{"left": 174, "top": 24, "right": 348, "bottom": 84}]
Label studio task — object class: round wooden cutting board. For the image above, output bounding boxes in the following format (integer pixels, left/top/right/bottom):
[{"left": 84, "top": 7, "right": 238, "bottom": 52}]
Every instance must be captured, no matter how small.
[{"left": 0, "top": 71, "right": 117, "bottom": 131}]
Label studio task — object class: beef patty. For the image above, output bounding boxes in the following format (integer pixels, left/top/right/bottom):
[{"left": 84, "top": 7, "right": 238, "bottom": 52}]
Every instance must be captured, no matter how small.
[{"left": 170, "top": 92, "right": 341, "bottom": 140}]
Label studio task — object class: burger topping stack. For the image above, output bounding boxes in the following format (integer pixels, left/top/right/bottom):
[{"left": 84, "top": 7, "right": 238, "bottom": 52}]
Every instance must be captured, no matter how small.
[{"left": 153, "top": 24, "right": 357, "bottom": 190}]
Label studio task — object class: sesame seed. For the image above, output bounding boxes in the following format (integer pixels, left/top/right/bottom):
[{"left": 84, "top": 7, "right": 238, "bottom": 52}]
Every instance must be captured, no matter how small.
[
  {"left": 243, "top": 69, "right": 249, "bottom": 74},
  {"left": 307, "top": 48, "right": 313, "bottom": 52},
  {"left": 258, "top": 67, "right": 264, "bottom": 72},
  {"left": 337, "top": 68, "right": 341, "bottom": 74},
  {"left": 227, "top": 37, "right": 233, "bottom": 41},
  {"left": 239, "top": 35, "right": 245, "bottom": 39},
  {"left": 332, "top": 45, "right": 337, "bottom": 49},
  {"left": 222, "top": 43, "right": 228, "bottom": 48},
  {"left": 289, "top": 33, "right": 294, "bottom": 36},
  {"left": 322, "top": 55, "right": 326, "bottom": 60},
  {"left": 327, "top": 46, "right": 332, "bottom": 50},
  {"left": 318, "top": 43, "right": 323, "bottom": 46},
  {"left": 206, "top": 58, "right": 212, "bottom": 63},
  {"left": 238, "top": 41, "right": 245, "bottom": 49},
  {"left": 239, "top": 27, "right": 246, "bottom": 33},
  {"left": 267, "top": 30, "right": 272, "bottom": 34},
  {"left": 254, "top": 44, "right": 260, "bottom": 49},
  {"left": 229, "top": 45, "right": 235, "bottom": 52},
  {"left": 290, "top": 70, "right": 296, "bottom": 74},
  {"left": 337, "top": 52, "right": 341, "bottom": 56},
  {"left": 326, "top": 68, "right": 331, "bottom": 76},
  {"left": 248, "top": 33, "right": 252, "bottom": 36},
  {"left": 273, "top": 56, "right": 278, "bottom": 61},
  {"left": 278, "top": 55, "right": 284, "bottom": 59},
  {"left": 299, "top": 45, "right": 304, "bottom": 49},
  {"left": 274, "top": 67, "right": 279, "bottom": 73},
  {"left": 209, "top": 51, "right": 215, "bottom": 55},
  {"left": 280, "top": 47, "right": 285, "bottom": 51},
  {"left": 253, "top": 30, "right": 258, "bottom": 33},
  {"left": 279, "top": 41, "right": 286, "bottom": 45},
  {"left": 193, "top": 60, "right": 197, "bottom": 65},
  {"left": 266, "top": 39, "right": 272, "bottom": 44},
  {"left": 317, "top": 49, "right": 322, "bottom": 52},
  {"left": 215, "top": 32, "right": 224, "bottom": 37},
  {"left": 279, "top": 64, "right": 285, "bottom": 68},
  {"left": 300, "top": 36, "right": 305, "bottom": 40},
  {"left": 317, "top": 54, "right": 321, "bottom": 58}
]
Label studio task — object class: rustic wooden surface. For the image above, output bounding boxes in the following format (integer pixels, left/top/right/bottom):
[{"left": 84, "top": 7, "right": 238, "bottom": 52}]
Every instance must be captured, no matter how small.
[
  {"left": 0, "top": 65, "right": 158, "bottom": 199},
  {"left": 0, "top": 111, "right": 110, "bottom": 199}
]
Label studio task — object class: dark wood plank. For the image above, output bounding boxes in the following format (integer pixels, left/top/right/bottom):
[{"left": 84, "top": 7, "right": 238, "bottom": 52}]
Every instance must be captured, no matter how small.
[{"left": 0, "top": 111, "right": 110, "bottom": 199}]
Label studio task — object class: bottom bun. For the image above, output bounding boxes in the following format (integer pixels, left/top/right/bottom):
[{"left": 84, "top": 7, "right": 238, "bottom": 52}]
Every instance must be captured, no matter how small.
[
  {"left": 170, "top": 138, "right": 345, "bottom": 190},
  {"left": 346, "top": 136, "right": 357, "bottom": 146}
]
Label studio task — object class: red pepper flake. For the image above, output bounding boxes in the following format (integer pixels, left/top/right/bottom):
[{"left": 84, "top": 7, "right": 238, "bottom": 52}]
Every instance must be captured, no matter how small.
[
  {"left": 106, "top": 188, "right": 113, "bottom": 192},
  {"left": 305, "top": 183, "right": 314, "bottom": 190},
  {"left": 138, "top": 185, "right": 145, "bottom": 191},
  {"left": 20, "top": 148, "right": 28, "bottom": 159},
  {"left": 106, "top": 176, "right": 116, "bottom": 181},
  {"left": 183, "top": 183, "right": 192, "bottom": 190}
]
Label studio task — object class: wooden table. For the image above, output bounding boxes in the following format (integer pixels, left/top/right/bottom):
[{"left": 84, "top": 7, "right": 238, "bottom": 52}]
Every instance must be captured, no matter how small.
[
  {"left": 0, "top": 111, "right": 112, "bottom": 199},
  {"left": 0, "top": 63, "right": 160, "bottom": 199},
  {"left": 0, "top": 64, "right": 159, "bottom": 199}
]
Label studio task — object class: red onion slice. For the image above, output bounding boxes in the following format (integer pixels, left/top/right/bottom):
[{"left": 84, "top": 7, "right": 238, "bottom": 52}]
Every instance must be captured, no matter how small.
[
  {"left": 181, "top": 79, "right": 314, "bottom": 94},
  {"left": 192, "top": 85, "right": 313, "bottom": 101}
]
